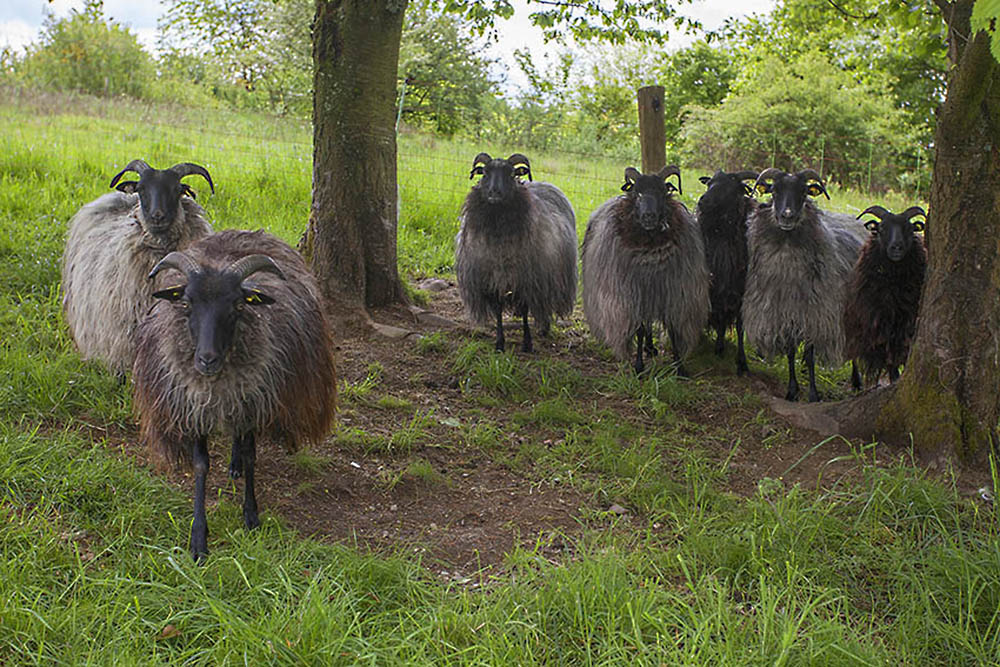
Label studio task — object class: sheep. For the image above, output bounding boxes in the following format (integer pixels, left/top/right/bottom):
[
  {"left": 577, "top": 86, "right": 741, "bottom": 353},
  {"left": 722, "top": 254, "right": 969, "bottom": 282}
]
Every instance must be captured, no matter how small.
[
  {"left": 742, "top": 168, "right": 866, "bottom": 401},
  {"left": 843, "top": 205, "right": 927, "bottom": 385},
  {"left": 455, "top": 152, "right": 577, "bottom": 352},
  {"left": 61, "top": 159, "right": 215, "bottom": 374},
  {"left": 581, "top": 165, "right": 710, "bottom": 375},
  {"left": 132, "top": 228, "right": 336, "bottom": 561},
  {"left": 696, "top": 169, "right": 759, "bottom": 375}
]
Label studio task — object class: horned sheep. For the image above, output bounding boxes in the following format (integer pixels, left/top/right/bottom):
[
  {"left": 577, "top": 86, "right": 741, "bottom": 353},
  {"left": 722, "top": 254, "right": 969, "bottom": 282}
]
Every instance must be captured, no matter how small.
[
  {"left": 61, "top": 159, "right": 214, "bottom": 374},
  {"left": 843, "top": 205, "right": 927, "bottom": 385},
  {"left": 742, "top": 168, "right": 866, "bottom": 401},
  {"left": 581, "top": 165, "right": 710, "bottom": 375},
  {"left": 455, "top": 152, "right": 577, "bottom": 352},
  {"left": 132, "top": 229, "right": 336, "bottom": 561}
]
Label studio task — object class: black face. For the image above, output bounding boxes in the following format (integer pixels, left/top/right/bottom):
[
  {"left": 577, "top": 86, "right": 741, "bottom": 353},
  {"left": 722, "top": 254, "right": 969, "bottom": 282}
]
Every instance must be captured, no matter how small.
[
  {"left": 698, "top": 170, "right": 748, "bottom": 212},
  {"left": 629, "top": 173, "right": 673, "bottom": 232},
  {"left": 870, "top": 215, "right": 922, "bottom": 262},
  {"left": 136, "top": 170, "right": 187, "bottom": 231},
  {"left": 153, "top": 269, "right": 274, "bottom": 376},
  {"left": 764, "top": 173, "right": 826, "bottom": 231}
]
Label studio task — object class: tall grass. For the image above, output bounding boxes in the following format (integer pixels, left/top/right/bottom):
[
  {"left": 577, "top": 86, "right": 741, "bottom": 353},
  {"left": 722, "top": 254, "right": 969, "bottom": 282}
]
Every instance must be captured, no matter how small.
[{"left": 0, "top": 88, "right": 991, "bottom": 664}]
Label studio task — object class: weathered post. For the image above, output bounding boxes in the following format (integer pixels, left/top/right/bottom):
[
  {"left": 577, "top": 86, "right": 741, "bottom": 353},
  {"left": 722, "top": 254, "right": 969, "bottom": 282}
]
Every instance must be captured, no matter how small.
[{"left": 637, "top": 85, "right": 666, "bottom": 173}]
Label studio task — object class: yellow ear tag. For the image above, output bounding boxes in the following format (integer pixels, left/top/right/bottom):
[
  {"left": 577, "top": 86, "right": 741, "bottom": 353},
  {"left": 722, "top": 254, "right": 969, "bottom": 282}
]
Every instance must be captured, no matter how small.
[
  {"left": 246, "top": 293, "right": 261, "bottom": 304},
  {"left": 808, "top": 184, "right": 822, "bottom": 196},
  {"left": 756, "top": 184, "right": 768, "bottom": 195}
]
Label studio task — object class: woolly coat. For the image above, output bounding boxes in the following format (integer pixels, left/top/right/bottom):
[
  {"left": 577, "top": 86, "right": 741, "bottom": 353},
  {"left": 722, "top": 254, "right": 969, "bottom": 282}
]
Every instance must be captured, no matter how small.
[
  {"left": 455, "top": 181, "right": 577, "bottom": 331},
  {"left": 843, "top": 236, "right": 926, "bottom": 379},
  {"left": 132, "top": 229, "right": 336, "bottom": 463},
  {"left": 61, "top": 191, "right": 212, "bottom": 374},
  {"left": 582, "top": 196, "right": 710, "bottom": 360},
  {"left": 697, "top": 192, "right": 754, "bottom": 334},
  {"left": 742, "top": 202, "right": 865, "bottom": 364}
]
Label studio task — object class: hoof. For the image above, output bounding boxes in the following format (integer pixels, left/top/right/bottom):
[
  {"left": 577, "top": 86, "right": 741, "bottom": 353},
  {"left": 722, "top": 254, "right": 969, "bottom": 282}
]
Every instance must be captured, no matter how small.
[
  {"left": 244, "top": 510, "right": 260, "bottom": 531},
  {"left": 228, "top": 460, "right": 242, "bottom": 479}
]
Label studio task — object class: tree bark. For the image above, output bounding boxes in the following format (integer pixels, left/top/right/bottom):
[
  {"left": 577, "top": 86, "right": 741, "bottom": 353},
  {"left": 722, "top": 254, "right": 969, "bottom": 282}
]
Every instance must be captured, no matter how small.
[
  {"left": 305, "top": 0, "right": 408, "bottom": 322},
  {"left": 876, "top": 0, "right": 1000, "bottom": 465}
]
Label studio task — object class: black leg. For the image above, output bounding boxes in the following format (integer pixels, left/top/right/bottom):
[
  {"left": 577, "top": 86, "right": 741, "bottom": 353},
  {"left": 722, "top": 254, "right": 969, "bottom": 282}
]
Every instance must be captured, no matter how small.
[
  {"left": 785, "top": 342, "right": 799, "bottom": 401},
  {"left": 668, "top": 327, "right": 688, "bottom": 378},
  {"left": 236, "top": 432, "right": 260, "bottom": 530},
  {"left": 735, "top": 314, "right": 748, "bottom": 376},
  {"left": 644, "top": 324, "right": 658, "bottom": 357},
  {"left": 228, "top": 436, "right": 242, "bottom": 479},
  {"left": 633, "top": 324, "right": 645, "bottom": 374},
  {"left": 190, "top": 434, "right": 210, "bottom": 562},
  {"left": 805, "top": 343, "right": 820, "bottom": 402},
  {"left": 888, "top": 365, "right": 900, "bottom": 383},
  {"left": 494, "top": 302, "right": 505, "bottom": 352},
  {"left": 714, "top": 324, "right": 726, "bottom": 357},
  {"left": 521, "top": 312, "right": 532, "bottom": 353},
  {"left": 850, "top": 360, "right": 862, "bottom": 392}
]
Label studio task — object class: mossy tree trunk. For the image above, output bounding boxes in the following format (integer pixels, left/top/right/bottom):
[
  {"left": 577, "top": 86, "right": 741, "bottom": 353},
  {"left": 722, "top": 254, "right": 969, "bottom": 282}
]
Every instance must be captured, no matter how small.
[
  {"left": 304, "top": 0, "right": 408, "bottom": 321},
  {"left": 877, "top": 0, "right": 1000, "bottom": 465}
]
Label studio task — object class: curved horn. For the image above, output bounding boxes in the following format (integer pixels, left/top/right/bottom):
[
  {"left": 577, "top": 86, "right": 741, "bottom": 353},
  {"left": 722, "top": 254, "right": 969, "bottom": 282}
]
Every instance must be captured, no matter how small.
[
  {"left": 657, "top": 164, "right": 682, "bottom": 195},
  {"left": 733, "top": 170, "right": 758, "bottom": 181},
  {"left": 227, "top": 254, "right": 286, "bottom": 282},
  {"left": 508, "top": 153, "right": 532, "bottom": 181},
  {"left": 148, "top": 251, "right": 200, "bottom": 281},
  {"left": 900, "top": 206, "right": 927, "bottom": 221},
  {"left": 109, "top": 159, "right": 151, "bottom": 189},
  {"left": 624, "top": 167, "right": 641, "bottom": 183},
  {"left": 857, "top": 205, "right": 891, "bottom": 221},
  {"left": 798, "top": 168, "right": 830, "bottom": 199},
  {"left": 472, "top": 152, "right": 492, "bottom": 168},
  {"left": 754, "top": 167, "right": 786, "bottom": 189},
  {"left": 169, "top": 162, "right": 215, "bottom": 194}
]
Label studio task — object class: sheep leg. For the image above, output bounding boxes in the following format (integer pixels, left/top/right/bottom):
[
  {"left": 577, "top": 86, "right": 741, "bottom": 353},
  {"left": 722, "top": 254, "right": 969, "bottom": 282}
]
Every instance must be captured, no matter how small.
[
  {"left": 888, "top": 365, "right": 900, "bottom": 383},
  {"left": 714, "top": 324, "right": 726, "bottom": 357},
  {"left": 228, "top": 437, "right": 242, "bottom": 479},
  {"left": 850, "top": 360, "right": 863, "bottom": 392},
  {"left": 805, "top": 344, "right": 820, "bottom": 403},
  {"left": 190, "top": 434, "right": 210, "bottom": 563},
  {"left": 634, "top": 324, "right": 646, "bottom": 375},
  {"left": 521, "top": 312, "right": 533, "bottom": 353},
  {"left": 644, "top": 324, "right": 658, "bottom": 357},
  {"left": 493, "top": 300, "right": 505, "bottom": 352},
  {"left": 237, "top": 431, "right": 260, "bottom": 530},
  {"left": 735, "top": 314, "right": 749, "bottom": 376},
  {"left": 785, "top": 343, "right": 799, "bottom": 401},
  {"left": 668, "top": 327, "right": 688, "bottom": 378}
]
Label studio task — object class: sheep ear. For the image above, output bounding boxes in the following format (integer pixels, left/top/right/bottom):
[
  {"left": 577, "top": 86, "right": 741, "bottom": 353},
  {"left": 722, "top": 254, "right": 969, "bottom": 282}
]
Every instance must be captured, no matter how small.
[
  {"left": 742, "top": 183, "right": 754, "bottom": 196},
  {"left": 115, "top": 181, "right": 139, "bottom": 194},
  {"left": 242, "top": 287, "right": 275, "bottom": 306},
  {"left": 864, "top": 220, "right": 880, "bottom": 234},
  {"left": 180, "top": 184, "right": 197, "bottom": 200},
  {"left": 469, "top": 165, "right": 485, "bottom": 180},
  {"left": 806, "top": 182, "right": 830, "bottom": 199},
  {"left": 152, "top": 285, "right": 186, "bottom": 301},
  {"left": 698, "top": 176, "right": 711, "bottom": 185},
  {"left": 912, "top": 220, "right": 925, "bottom": 233},
  {"left": 755, "top": 182, "right": 772, "bottom": 196},
  {"left": 664, "top": 182, "right": 678, "bottom": 195},
  {"left": 513, "top": 164, "right": 532, "bottom": 181}
]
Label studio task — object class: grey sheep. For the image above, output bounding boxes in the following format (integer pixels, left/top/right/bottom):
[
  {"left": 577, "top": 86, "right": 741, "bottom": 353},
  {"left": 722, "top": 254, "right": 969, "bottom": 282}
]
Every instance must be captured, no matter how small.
[
  {"left": 742, "top": 168, "right": 866, "bottom": 401},
  {"left": 455, "top": 152, "right": 577, "bottom": 352},
  {"left": 61, "top": 159, "right": 214, "bottom": 374},
  {"left": 582, "top": 165, "right": 710, "bottom": 375},
  {"left": 132, "top": 229, "right": 336, "bottom": 562}
]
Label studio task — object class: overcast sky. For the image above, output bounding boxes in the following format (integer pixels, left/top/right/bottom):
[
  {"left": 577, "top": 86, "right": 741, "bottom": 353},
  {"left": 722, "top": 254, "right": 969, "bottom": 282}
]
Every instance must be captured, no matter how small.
[{"left": 1, "top": 0, "right": 776, "bottom": 92}]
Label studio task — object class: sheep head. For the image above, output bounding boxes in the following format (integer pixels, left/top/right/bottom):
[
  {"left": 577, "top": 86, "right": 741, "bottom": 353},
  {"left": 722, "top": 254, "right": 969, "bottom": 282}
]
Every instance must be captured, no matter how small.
[
  {"left": 697, "top": 169, "right": 758, "bottom": 213},
  {"left": 469, "top": 152, "right": 532, "bottom": 205},
  {"left": 110, "top": 160, "right": 215, "bottom": 234},
  {"left": 148, "top": 252, "right": 284, "bottom": 376},
  {"left": 621, "top": 165, "right": 681, "bottom": 232},
  {"left": 857, "top": 205, "right": 926, "bottom": 262},
  {"left": 754, "top": 168, "right": 829, "bottom": 231}
]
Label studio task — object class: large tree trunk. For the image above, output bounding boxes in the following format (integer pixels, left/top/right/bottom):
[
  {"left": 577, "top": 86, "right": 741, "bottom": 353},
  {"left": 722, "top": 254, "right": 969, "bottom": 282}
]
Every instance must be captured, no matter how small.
[
  {"left": 304, "top": 0, "right": 408, "bottom": 323},
  {"left": 876, "top": 0, "right": 1000, "bottom": 465}
]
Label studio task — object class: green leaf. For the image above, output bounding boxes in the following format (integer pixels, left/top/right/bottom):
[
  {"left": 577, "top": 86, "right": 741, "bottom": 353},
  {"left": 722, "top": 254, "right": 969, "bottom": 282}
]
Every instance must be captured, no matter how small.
[{"left": 972, "top": 0, "right": 1000, "bottom": 64}]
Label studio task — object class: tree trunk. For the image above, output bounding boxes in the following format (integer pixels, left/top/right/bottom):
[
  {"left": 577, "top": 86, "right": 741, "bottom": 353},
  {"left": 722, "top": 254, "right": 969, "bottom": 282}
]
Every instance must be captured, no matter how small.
[
  {"left": 305, "top": 0, "right": 408, "bottom": 322},
  {"left": 876, "top": 1, "right": 1000, "bottom": 465}
]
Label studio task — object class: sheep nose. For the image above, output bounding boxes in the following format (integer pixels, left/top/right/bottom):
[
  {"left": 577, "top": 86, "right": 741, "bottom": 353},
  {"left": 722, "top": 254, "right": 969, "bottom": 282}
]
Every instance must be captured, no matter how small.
[
  {"left": 195, "top": 352, "right": 222, "bottom": 376},
  {"left": 150, "top": 209, "right": 165, "bottom": 223}
]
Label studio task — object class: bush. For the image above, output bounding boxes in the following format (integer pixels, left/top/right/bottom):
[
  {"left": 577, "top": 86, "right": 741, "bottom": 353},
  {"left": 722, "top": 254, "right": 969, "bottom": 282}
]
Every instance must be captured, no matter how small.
[{"left": 16, "top": 0, "right": 155, "bottom": 99}]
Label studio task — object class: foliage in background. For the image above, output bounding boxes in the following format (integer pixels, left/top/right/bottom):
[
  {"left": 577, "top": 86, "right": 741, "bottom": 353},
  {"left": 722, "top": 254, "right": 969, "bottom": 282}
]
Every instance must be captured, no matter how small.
[{"left": 681, "top": 50, "right": 913, "bottom": 190}]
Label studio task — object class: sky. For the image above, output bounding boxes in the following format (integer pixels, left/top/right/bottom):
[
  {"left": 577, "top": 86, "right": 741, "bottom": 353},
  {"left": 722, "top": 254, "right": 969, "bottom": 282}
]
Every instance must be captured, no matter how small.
[{"left": 0, "top": 0, "right": 777, "bottom": 92}]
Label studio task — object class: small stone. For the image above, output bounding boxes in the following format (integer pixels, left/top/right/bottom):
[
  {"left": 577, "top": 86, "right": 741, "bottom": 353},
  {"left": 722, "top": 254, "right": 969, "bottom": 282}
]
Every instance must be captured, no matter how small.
[
  {"left": 390, "top": 504, "right": 398, "bottom": 511},
  {"left": 418, "top": 278, "right": 451, "bottom": 292},
  {"left": 608, "top": 504, "right": 628, "bottom": 516}
]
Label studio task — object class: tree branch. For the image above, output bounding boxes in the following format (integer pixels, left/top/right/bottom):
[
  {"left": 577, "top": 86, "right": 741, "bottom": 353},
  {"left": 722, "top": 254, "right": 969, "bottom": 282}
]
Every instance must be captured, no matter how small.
[{"left": 824, "top": 0, "right": 878, "bottom": 20}]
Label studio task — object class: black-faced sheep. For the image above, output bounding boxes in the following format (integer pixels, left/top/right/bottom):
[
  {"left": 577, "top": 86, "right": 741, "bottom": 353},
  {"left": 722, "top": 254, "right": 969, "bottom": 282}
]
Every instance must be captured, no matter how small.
[
  {"left": 61, "top": 159, "right": 215, "bottom": 374},
  {"left": 132, "top": 229, "right": 336, "bottom": 561},
  {"left": 455, "top": 152, "right": 577, "bottom": 352},
  {"left": 742, "top": 168, "right": 866, "bottom": 401},
  {"left": 696, "top": 169, "right": 759, "bottom": 375},
  {"left": 582, "top": 165, "right": 710, "bottom": 375},
  {"left": 843, "top": 205, "right": 927, "bottom": 385}
]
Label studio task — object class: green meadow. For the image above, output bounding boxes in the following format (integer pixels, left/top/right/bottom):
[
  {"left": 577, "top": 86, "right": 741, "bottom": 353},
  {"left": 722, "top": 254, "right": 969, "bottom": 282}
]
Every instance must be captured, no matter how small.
[{"left": 2, "top": 87, "right": 998, "bottom": 665}]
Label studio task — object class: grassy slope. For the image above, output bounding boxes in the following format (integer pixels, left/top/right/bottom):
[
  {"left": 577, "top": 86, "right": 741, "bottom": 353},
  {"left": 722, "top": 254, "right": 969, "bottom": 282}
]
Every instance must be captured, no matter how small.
[{"left": 2, "top": 88, "right": 998, "bottom": 664}]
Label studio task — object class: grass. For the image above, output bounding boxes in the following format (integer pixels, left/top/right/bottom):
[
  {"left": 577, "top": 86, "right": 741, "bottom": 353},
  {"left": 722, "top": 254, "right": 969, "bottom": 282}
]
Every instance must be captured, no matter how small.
[{"left": 2, "top": 87, "right": 997, "bottom": 664}]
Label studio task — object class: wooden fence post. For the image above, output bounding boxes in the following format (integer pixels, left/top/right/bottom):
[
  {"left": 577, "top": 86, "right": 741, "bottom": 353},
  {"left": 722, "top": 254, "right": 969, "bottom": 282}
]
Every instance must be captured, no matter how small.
[{"left": 637, "top": 85, "right": 666, "bottom": 173}]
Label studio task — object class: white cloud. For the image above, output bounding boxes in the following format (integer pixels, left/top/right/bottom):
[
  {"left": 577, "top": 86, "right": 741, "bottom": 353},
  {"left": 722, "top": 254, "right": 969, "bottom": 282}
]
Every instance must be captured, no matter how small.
[{"left": 0, "top": 18, "right": 37, "bottom": 53}]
